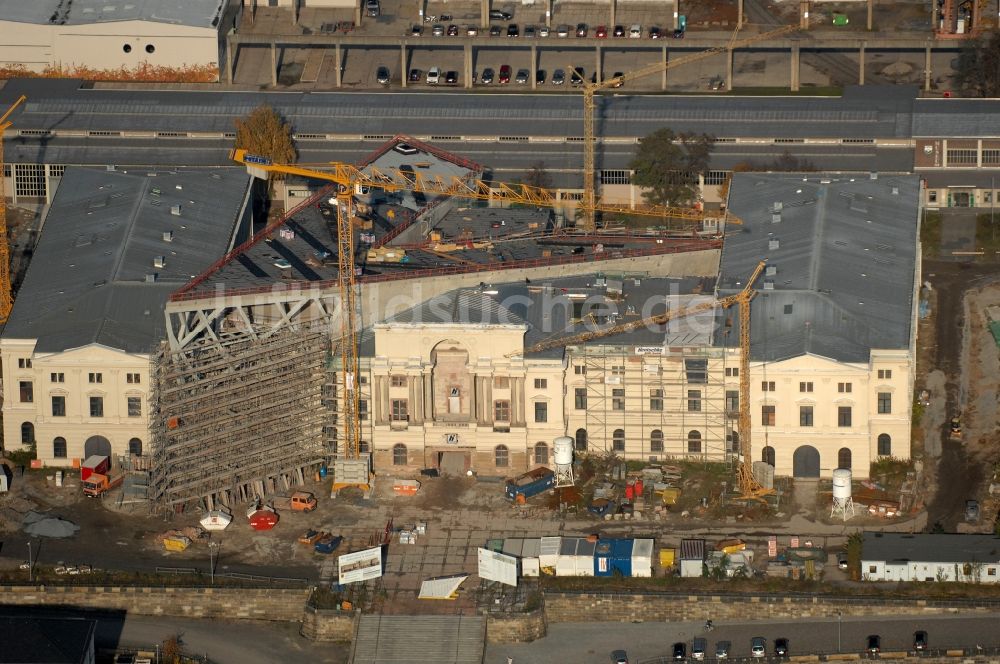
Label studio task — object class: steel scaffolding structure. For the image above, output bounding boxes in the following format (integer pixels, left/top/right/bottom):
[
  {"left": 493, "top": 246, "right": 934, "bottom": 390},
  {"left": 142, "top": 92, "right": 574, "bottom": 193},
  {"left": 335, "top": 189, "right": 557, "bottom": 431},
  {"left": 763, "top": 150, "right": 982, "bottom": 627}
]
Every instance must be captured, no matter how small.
[{"left": 149, "top": 320, "right": 333, "bottom": 510}]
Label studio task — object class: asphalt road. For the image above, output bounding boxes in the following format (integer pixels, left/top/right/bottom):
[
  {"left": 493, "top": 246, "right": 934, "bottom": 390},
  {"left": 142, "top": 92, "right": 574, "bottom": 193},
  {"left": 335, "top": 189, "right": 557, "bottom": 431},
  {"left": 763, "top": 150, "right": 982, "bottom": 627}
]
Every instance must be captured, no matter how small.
[{"left": 485, "top": 614, "right": 1000, "bottom": 664}]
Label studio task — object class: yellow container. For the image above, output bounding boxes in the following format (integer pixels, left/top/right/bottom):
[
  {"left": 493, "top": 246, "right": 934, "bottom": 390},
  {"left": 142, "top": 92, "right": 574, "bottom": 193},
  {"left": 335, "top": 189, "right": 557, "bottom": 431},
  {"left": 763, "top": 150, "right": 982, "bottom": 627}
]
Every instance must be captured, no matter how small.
[
  {"left": 163, "top": 536, "right": 191, "bottom": 552},
  {"left": 658, "top": 488, "right": 681, "bottom": 505},
  {"left": 659, "top": 548, "right": 676, "bottom": 567}
]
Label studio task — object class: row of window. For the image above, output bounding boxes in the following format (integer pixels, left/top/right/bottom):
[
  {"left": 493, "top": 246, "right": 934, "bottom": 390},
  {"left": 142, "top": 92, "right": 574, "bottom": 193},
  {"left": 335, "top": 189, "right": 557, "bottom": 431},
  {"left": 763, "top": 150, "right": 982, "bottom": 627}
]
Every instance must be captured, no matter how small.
[
  {"left": 763, "top": 398, "right": 891, "bottom": 429},
  {"left": 16, "top": 373, "right": 141, "bottom": 395},
  {"left": 389, "top": 398, "right": 549, "bottom": 423},
  {"left": 40, "top": 435, "right": 144, "bottom": 458},
  {"left": 45, "top": 395, "right": 142, "bottom": 418},
  {"left": 388, "top": 375, "right": 550, "bottom": 390}
]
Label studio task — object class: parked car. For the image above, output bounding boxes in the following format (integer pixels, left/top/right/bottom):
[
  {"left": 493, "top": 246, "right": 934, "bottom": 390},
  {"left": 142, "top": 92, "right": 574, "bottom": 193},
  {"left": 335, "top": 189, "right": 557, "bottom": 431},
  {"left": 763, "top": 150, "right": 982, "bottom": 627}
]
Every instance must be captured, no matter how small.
[
  {"left": 837, "top": 552, "right": 849, "bottom": 570},
  {"left": 481, "top": 67, "right": 495, "bottom": 84},
  {"left": 426, "top": 67, "right": 441, "bottom": 84},
  {"left": 515, "top": 68, "right": 529, "bottom": 84},
  {"left": 966, "top": 499, "right": 980, "bottom": 522},
  {"left": 524, "top": 25, "right": 536, "bottom": 37},
  {"left": 489, "top": 25, "right": 502, "bottom": 36},
  {"left": 629, "top": 24, "right": 642, "bottom": 38},
  {"left": 552, "top": 68, "right": 565, "bottom": 85},
  {"left": 576, "top": 22, "right": 588, "bottom": 37},
  {"left": 751, "top": 637, "right": 766, "bottom": 658},
  {"left": 692, "top": 638, "right": 707, "bottom": 661},
  {"left": 431, "top": 23, "right": 445, "bottom": 36},
  {"left": 507, "top": 23, "right": 519, "bottom": 37},
  {"left": 489, "top": 9, "right": 513, "bottom": 20},
  {"left": 672, "top": 642, "right": 686, "bottom": 661},
  {"left": 408, "top": 68, "right": 421, "bottom": 82},
  {"left": 867, "top": 635, "right": 881, "bottom": 654},
  {"left": 535, "top": 69, "right": 546, "bottom": 84},
  {"left": 365, "top": 0, "right": 380, "bottom": 17},
  {"left": 557, "top": 24, "right": 570, "bottom": 37},
  {"left": 445, "top": 70, "right": 458, "bottom": 84},
  {"left": 447, "top": 24, "right": 459, "bottom": 36},
  {"left": 610, "top": 650, "right": 629, "bottom": 664},
  {"left": 715, "top": 641, "right": 731, "bottom": 660},
  {"left": 610, "top": 71, "right": 624, "bottom": 87},
  {"left": 709, "top": 76, "right": 725, "bottom": 90},
  {"left": 539, "top": 25, "right": 550, "bottom": 36},
  {"left": 499, "top": 64, "right": 512, "bottom": 83},
  {"left": 774, "top": 638, "right": 789, "bottom": 657},
  {"left": 411, "top": 24, "right": 423, "bottom": 36},
  {"left": 914, "top": 631, "right": 928, "bottom": 651},
  {"left": 613, "top": 24, "right": 625, "bottom": 37},
  {"left": 376, "top": 65, "right": 390, "bottom": 85},
  {"left": 673, "top": 28, "right": 686, "bottom": 38},
  {"left": 466, "top": 25, "right": 479, "bottom": 36},
  {"left": 649, "top": 26, "right": 662, "bottom": 38},
  {"left": 571, "top": 66, "right": 585, "bottom": 86},
  {"left": 595, "top": 25, "right": 608, "bottom": 38}
]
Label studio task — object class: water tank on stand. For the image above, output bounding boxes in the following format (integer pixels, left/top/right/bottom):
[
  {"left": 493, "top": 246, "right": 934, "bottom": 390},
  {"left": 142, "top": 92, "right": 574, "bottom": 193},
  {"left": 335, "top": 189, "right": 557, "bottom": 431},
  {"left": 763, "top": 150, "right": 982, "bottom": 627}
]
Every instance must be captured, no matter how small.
[
  {"left": 553, "top": 436, "right": 575, "bottom": 488},
  {"left": 830, "top": 468, "right": 856, "bottom": 521}
]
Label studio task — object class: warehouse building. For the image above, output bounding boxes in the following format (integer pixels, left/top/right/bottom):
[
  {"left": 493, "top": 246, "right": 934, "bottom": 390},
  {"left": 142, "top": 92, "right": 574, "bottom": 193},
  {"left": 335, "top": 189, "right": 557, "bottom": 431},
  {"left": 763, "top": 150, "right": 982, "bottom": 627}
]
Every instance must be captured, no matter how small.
[
  {"left": 1, "top": 166, "right": 253, "bottom": 466},
  {"left": 862, "top": 532, "right": 1000, "bottom": 583},
  {"left": 0, "top": 0, "right": 234, "bottom": 79}
]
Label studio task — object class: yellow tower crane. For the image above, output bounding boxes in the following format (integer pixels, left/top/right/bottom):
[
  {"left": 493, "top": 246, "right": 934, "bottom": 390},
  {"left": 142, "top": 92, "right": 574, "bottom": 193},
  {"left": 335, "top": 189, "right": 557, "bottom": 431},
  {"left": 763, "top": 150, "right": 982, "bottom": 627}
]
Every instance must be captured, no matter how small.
[
  {"left": 575, "top": 24, "right": 799, "bottom": 230},
  {"left": 231, "top": 148, "right": 727, "bottom": 493},
  {"left": 0, "top": 94, "right": 27, "bottom": 324}
]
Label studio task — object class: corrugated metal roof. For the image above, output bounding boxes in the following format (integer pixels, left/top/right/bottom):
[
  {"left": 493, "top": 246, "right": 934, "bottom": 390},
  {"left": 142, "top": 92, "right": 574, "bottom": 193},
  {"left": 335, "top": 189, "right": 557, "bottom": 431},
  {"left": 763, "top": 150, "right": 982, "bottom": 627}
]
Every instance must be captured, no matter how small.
[
  {"left": 0, "top": 0, "right": 224, "bottom": 28},
  {"left": 3, "top": 166, "right": 251, "bottom": 353},
  {"left": 862, "top": 532, "right": 1000, "bottom": 564},
  {"left": 717, "top": 172, "right": 919, "bottom": 364},
  {"left": 680, "top": 539, "right": 706, "bottom": 560}
]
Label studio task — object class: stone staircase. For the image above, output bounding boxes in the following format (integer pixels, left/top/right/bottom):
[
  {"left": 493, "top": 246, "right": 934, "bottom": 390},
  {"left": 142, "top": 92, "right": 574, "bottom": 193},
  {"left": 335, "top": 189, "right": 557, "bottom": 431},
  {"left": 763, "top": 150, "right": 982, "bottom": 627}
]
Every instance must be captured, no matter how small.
[{"left": 351, "top": 614, "right": 485, "bottom": 664}]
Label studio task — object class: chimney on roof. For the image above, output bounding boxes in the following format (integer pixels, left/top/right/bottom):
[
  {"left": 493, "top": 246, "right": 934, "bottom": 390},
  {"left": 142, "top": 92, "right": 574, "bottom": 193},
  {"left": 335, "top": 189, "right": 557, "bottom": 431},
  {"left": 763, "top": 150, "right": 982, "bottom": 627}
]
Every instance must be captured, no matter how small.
[
  {"left": 170, "top": 204, "right": 182, "bottom": 216},
  {"left": 153, "top": 256, "right": 166, "bottom": 268},
  {"left": 145, "top": 273, "right": 158, "bottom": 283},
  {"left": 162, "top": 231, "right": 174, "bottom": 242},
  {"left": 768, "top": 239, "right": 780, "bottom": 251}
]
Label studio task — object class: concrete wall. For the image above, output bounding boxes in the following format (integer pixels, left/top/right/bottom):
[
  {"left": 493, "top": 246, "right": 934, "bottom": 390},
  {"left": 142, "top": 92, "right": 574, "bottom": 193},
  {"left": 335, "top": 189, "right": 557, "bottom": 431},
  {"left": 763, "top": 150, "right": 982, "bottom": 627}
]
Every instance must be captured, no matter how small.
[{"left": 0, "top": 585, "right": 310, "bottom": 621}]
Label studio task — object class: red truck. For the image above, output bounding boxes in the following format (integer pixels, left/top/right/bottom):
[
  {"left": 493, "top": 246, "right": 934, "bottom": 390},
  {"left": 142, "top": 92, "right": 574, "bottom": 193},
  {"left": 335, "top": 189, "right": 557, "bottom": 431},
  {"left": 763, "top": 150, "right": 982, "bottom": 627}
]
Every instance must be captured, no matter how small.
[
  {"left": 82, "top": 471, "right": 123, "bottom": 497},
  {"left": 80, "top": 455, "right": 109, "bottom": 482}
]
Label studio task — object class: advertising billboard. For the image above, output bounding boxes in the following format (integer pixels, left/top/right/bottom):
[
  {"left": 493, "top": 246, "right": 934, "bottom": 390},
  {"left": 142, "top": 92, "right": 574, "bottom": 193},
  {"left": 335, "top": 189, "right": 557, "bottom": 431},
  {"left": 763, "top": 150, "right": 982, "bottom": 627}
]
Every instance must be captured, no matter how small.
[{"left": 338, "top": 546, "right": 383, "bottom": 584}]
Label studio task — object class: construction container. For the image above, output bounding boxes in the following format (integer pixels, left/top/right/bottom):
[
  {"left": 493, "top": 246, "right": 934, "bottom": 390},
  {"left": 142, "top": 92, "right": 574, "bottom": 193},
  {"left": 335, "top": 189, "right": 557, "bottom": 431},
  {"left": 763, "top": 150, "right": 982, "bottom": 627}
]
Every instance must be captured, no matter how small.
[
  {"left": 556, "top": 537, "right": 596, "bottom": 577},
  {"left": 539, "top": 536, "right": 561, "bottom": 573},
  {"left": 594, "top": 539, "right": 634, "bottom": 577},
  {"left": 248, "top": 509, "right": 279, "bottom": 531},
  {"left": 717, "top": 538, "right": 746, "bottom": 555},
  {"left": 502, "top": 537, "right": 542, "bottom": 577},
  {"left": 659, "top": 547, "right": 677, "bottom": 568},
  {"left": 80, "top": 455, "right": 109, "bottom": 482},
  {"left": 163, "top": 536, "right": 191, "bottom": 552},
  {"left": 392, "top": 479, "right": 421, "bottom": 496},
  {"left": 632, "top": 538, "right": 654, "bottom": 577}
]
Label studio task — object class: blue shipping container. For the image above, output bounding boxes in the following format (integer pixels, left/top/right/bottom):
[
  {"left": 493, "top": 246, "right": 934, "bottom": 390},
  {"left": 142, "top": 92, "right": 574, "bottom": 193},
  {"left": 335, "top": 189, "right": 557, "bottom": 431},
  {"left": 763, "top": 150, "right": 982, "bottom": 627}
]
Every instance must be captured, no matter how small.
[
  {"left": 594, "top": 539, "right": 614, "bottom": 576},
  {"left": 594, "top": 539, "right": 635, "bottom": 577}
]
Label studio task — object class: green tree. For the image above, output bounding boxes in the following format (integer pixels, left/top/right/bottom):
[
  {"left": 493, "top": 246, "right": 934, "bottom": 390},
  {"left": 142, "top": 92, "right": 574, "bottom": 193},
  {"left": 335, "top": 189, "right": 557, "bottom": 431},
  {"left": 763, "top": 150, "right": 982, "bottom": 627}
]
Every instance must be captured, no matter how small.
[
  {"left": 629, "top": 129, "right": 715, "bottom": 207},
  {"left": 845, "top": 531, "right": 863, "bottom": 581},
  {"left": 233, "top": 104, "right": 297, "bottom": 179},
  {"left": 955, "top": 32, "right": 1000, "bottom": 97},
  {"left": 524, "top": 160, "right": 553, "bottom": 190}
]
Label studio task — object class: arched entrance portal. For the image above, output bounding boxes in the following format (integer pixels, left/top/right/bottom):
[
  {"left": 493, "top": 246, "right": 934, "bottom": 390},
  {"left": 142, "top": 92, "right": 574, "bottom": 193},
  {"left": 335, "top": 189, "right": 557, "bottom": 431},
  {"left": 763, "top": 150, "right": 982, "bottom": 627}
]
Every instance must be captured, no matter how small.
[
  {"left": 84, "top": 435, "right": 112, "bottom": 459},
  {"left": 792, "top": 445, "right": 821, "bottom": 478}
]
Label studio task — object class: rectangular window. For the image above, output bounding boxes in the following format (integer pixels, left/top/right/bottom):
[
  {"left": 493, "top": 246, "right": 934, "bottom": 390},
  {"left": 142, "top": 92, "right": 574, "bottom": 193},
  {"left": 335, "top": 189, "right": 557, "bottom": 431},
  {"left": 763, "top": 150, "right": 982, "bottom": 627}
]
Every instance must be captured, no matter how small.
[
  {"left": 761, "top": 381, "right": 775, "bottom": 392},
  {"left": 868, "top": 565, "right": 877, "bottom": 574},
  {"left": 391, "top": 399, "right": 408, "bottom": 421},
  {"left": 989, "top": 568, "right": 997, "bottom": 577},
  {"left": 574, "top": 388, "right": 587, "bottom": 410},
  {"left": 494, "top": 400, "right": 511, "bottom": 422},
  {"left": 18, "top": 358, "right": 32, "bottom": 369},
  {"left": 687, "top": 389, "right": 702, "bottom": 412},
  {"left": 705, "top": 170, "right": 729, "bottom": 186},
  {"left": 725, "top": 390, "right": 739, "bottom": 414},
  {"left": 800, "top": 405, "right": 814, "bottom": 427},
  {"left": 88, "top": 372, "right": 103, "bottom": 384},
  {"left": 982, "top": 149, "right": 1000, "bottom": 165},
  {"left": 838, "top": 406, "right": 852, "bottom": 427},
  {"left": 878, "top": 369, "right": 892, "bottom": 380},
  {"left": 612, "top": 388, "right": 625, "bottom": 411},
  {"left": 574, "top": 365, "right": 587, "bottom": 375},
  {"left": 126, "top": 373, "right": 141, "bottom": 384},
  {"left": 725, "top": 367, "right": 739, "bottom": 377},
  {"left": 838, "top": 382, "right": 852, "bottom": 393},
  {"left": 799, "top": 381, "right": 813, "bottom": 392},
  {"left": 18, "top": 381, "right": 33, "bottom": 403},
  {"left": 649, "top": 389, "right": 663, "bottom": 411},
  {"left": 358, "top": 399, "right": 369, "bottom": 421},
  {"left": 684, "top": 358, "right": 708, "bottom": 384},
  {"left": 493, "top": 376, "right": 510, "bottom": 389},
  {"left": 51, "top": 396, "right": 66, "bottom": 417},
  {"left": 127, "top": 396, "right": 142, "bottom": 417},
  {"left": 611, "top": 365, "right": 625, "bottom": 376},
  {"left": 390, "top": 375, "right": 407, "bottom": 388},
  {"left": 89, "top": 396, "right": 104, "bottom": 418},
  {"left": 534, "top": 401, "right": 548, "bottom": 423},
  {"left": 877, "top": 392, "right": 892, "bottom": 414},
  {"left": 946, "top": 148, "right": 978, "bottom": 165},
  {"left": 533, "top": 378, "right": 547, "bottom": 389},
  {"left": 762, "top": 405, "right": 776, "bottom": 426},
  {"left": 600, "top": 169, "right": 631, "bottom": 185},
  {"left": 928, "top": 190, "right": 938, "bottom": 203},
  {"left": 50, "top": 372, "right": 64, "bottom": 383}
]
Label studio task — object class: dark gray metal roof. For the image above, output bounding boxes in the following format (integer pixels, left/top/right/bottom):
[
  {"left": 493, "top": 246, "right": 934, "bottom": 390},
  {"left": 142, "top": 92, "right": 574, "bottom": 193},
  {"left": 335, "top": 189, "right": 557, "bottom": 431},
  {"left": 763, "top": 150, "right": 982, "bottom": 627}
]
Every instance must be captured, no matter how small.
[
  {"left": 862, "top": 531, "right": 1000, "bottom": 564},
  {"left": 3, "top": 166, "right": 252, "bottom": 353},
  {"left": 381, "top": 274, "right": 716, "bottom": 359},
  {"left": 912, "top": 98, "right": 1000, "bottom": 137},
  {"left": 0, "top": 0, "right": 224, "bottom": 28},
  {"left": 717, "top": 172, "right": 919, "bottom": 364},
  {"left": 0, "top": 615, "right": 95, "bottom": 664}
]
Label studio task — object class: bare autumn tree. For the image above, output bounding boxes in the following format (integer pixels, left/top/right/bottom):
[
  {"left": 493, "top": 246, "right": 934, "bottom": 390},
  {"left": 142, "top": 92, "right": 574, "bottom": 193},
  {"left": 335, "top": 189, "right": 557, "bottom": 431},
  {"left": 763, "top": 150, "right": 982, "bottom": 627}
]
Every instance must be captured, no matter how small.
[
  {"left": 233, "top": 104, "right": 297, "bottom": 180},
  {"left": 629, "top": 128, "right": 715, "bottom": 207},
  {"left": 161, "top": 634, "right": 183, "bottom": 664},
  {"left": 955, "top": 32, "right": 1000, "bottom": 97},
  {"left": 524, "top": 160, "right": 553, "bottom": 190}
]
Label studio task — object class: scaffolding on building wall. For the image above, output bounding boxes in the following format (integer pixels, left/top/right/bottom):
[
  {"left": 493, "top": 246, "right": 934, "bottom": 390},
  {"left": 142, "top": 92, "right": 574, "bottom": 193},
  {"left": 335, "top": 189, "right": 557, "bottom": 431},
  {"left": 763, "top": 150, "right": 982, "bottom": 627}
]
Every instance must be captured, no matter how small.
[
  {"left": 148, "top": 320, "right": 333, "bottom": 511},
  {"left": 574, "top": 345, "right": 734, "bottom": 462}
]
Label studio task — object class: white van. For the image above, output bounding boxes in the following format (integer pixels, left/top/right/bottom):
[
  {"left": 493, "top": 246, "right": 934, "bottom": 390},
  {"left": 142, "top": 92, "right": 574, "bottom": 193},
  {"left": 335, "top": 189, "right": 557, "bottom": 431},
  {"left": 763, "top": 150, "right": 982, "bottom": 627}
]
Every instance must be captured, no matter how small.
[{"left": 426, "top": 67, "right": 440, "bottom": 84}]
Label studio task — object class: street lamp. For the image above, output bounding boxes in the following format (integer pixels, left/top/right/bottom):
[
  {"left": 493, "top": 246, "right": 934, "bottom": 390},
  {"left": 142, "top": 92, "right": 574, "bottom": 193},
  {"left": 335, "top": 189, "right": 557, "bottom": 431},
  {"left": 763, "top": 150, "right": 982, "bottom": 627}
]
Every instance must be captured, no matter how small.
[
  {"left": 26, "top": 541, "right": 32, "bottom": 583},
  {"left": 837, "top": 610, "right": 842, "bottom": 653},
  {"left": 208, "top": 541, "right": 220, "bottom": 584}
]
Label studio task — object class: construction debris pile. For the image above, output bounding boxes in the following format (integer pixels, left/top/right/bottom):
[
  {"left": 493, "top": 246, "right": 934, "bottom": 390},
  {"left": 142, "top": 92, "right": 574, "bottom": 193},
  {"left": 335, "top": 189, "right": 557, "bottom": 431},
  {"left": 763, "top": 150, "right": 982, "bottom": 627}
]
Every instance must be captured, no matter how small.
[{"left": 22, "top": 511, "right": 80, "bottom": 538}]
